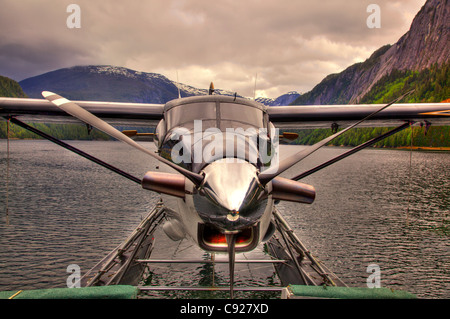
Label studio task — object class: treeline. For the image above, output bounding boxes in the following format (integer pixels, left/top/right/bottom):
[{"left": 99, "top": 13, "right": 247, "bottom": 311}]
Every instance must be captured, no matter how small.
[
  {"left": 287, "top": 126, "right": 450, "bottom": 148},
  {"left": 289, "top": 63, "right": 449, "bottom": 148},
  {"left": 1, "top": 62, "right": 448, "bottom": 145}
]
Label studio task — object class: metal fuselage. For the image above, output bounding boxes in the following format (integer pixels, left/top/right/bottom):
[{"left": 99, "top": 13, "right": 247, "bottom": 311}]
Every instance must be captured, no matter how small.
[{"left": 152, "top": 95, "right": 277, "bottom": 253}]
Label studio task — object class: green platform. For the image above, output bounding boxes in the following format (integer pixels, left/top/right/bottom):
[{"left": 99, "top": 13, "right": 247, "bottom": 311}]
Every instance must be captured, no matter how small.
[
  {"left": 1, "top": 284, "right": 417, "bottom": 299},
  {"left": 288, "top": 285, "right": 417, "bottom": 299},
  {"left": 0, "top": 285, "right": 138, "bottom": 299}
]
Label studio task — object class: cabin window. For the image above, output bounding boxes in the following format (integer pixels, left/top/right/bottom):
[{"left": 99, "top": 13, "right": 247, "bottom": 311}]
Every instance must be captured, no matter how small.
[
  {"left": 220, "top": 103, "right": 263, "bottom": 128},
  {"left": 166, "top": 102, "right": 216, "bottom": 130}
]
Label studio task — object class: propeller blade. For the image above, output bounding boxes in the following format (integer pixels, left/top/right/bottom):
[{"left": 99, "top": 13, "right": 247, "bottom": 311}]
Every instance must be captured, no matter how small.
[
  {"left": 259, "top": 90, "right": 414, "bottom": 184},
  {"left": 226, "top": 233, "right": 237, "bottom": 299},
  {"left": 42, "top": 91, "right": 203, "bottom": 185}
]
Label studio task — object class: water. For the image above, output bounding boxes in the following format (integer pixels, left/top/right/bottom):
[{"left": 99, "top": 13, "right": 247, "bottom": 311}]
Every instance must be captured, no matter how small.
[{"left": 0, "top": 140, "right": 448, "bottom": 298}]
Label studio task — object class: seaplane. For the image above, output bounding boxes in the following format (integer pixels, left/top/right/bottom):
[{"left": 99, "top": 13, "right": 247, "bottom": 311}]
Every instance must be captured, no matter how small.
[{"left": 1, "top": 83, "right": 449, "bottom": 299}]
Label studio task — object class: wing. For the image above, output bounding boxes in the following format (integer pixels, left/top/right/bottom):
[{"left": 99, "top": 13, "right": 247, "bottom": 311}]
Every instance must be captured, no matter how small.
[
  {"left": 3, "top": 95, "right": 449, "bottom": 128},
  {"left": 260, "top": 99, "right": 450, "bottom": 183},
  {"left": 268, "top": 103, "right": 450, "bottom": 128},
  {"left": 0, "top": 97, "right": 164, "bottom": 126}
]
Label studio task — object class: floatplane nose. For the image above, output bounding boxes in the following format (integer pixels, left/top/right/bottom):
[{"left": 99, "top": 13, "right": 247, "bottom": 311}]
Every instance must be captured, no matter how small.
[{"left": 194, "top": 159, "right": 267, "bottom": 231}]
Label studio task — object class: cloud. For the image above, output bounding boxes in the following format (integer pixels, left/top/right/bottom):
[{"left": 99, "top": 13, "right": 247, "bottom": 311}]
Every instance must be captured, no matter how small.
[{"left": 0, "top": 0, "right": 426, "bottom": 98}]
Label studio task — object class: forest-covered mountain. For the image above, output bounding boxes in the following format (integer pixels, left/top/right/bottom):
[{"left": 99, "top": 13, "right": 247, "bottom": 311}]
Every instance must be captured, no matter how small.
[
  {"left": 288, "top": 0, "right": 449, "bottom": 148},
  {"left": 287, "top": 62, "right": 450, "bottom": 149},
  {"left": 0, "top": 75, "right": 27, "bottom": 98}
]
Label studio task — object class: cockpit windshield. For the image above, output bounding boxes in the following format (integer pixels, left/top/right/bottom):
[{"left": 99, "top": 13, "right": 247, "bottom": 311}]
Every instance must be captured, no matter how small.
[
  {"left": 159, "top": 96, "right": 275, "bottom": 173},
  {"left": 164, "top": 96, "right": 265, "bottom": 132}
]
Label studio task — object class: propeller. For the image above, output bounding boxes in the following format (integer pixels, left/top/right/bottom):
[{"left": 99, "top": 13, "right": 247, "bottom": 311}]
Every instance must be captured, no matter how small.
[
  {"left": 41, "top": 91, "right": 203, "bottom": 185},
  {"left": 259, "top": 90, "right": 414, "bottom": 184}
]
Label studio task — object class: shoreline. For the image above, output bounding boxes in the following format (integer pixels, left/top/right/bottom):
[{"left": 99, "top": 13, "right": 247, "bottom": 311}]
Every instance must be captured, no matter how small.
[
  {"left": 324, "top": 144, "right": 450, "bottom": 152},
  {"left": 393, "top": 146, "right": 450, "bottom": 152},
  {"left": 2, "top": 138, "right": 450, "bottom": 152}
]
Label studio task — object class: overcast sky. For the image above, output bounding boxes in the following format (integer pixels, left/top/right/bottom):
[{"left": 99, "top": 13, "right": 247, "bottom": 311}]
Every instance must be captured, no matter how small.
[{"left": 0, "top": 0, "right": 426, "bottom": 98}]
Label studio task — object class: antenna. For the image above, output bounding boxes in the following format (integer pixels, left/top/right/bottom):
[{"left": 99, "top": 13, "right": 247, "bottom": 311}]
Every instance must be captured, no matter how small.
[
  {"left": 176, "top": 70, "right": 181, "bottom": 98},
  {"left": 253, "top": 73, "right": 258, "bottom": 100}
]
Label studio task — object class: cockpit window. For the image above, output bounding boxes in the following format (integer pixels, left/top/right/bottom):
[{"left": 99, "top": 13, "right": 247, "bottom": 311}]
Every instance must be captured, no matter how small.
[
  {"left": 165, "top": 101, "right": 264, "bottom": 132},
  {"left": 220, "top": 103, "right": 264, "bottom": 128},
  {"left": 161, "top": 97, "right": 271, "bottom": 172},
  {"left": 166, "top": 102, "right": 216, "bottom": 130}
]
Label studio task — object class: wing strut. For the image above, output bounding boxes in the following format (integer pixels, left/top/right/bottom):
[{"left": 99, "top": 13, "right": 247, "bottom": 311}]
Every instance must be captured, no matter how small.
[
  {"left": 291, "top": 121, "right": 412, "bottom": 181},
  {"left": 259, "top": 90, "right": 414, "bottom": 184},
  {"left": 7, "top": 117, "right": 142, "bottom": 185}
]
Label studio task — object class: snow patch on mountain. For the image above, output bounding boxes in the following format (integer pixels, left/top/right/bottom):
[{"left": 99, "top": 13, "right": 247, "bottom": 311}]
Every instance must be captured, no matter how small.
[{"left": 256, "top": 91, "right": 300, "bottom": 106}]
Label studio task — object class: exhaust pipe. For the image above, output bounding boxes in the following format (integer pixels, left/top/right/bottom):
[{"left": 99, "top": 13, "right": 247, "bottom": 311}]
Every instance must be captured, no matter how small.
[
  {"left": 142, "top": 171, "right": 187, "bottom": 198},
  {"left": 271, "top": 176, "right": 316, "bottom": 204}
]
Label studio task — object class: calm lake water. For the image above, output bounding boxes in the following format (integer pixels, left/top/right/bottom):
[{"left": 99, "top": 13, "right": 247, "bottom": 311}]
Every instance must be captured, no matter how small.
[{"left": 0, "top": 140, "right": 448, "bottom": 298}]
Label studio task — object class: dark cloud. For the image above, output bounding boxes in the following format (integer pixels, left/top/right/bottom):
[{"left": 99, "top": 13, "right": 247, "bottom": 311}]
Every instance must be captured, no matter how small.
[{"left": 0, "top": 0, "right": 426, "bottom": 98}]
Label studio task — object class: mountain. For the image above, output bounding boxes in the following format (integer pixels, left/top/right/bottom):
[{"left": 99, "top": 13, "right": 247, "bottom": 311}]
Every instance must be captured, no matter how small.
[
  {"left": 19, "top": 65, "right": 300, "bottom": 106},
  {"left": 19, "top": 65, "right": 243, "bottom": 103},
  {"left": 257, "top": 91, "right": 301, "bottom": 106},
  {"left": 272, "top": 91, "right": 301, "bottom": 106},
  {"left": 255, "top": 97, "right": 275, "bottom": 105},
  {"left": 292, "top": 0, "right": 449, "bottom": 105},
  {"left": 0, "top": 75, "right": 27, "bottom": 98}
]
